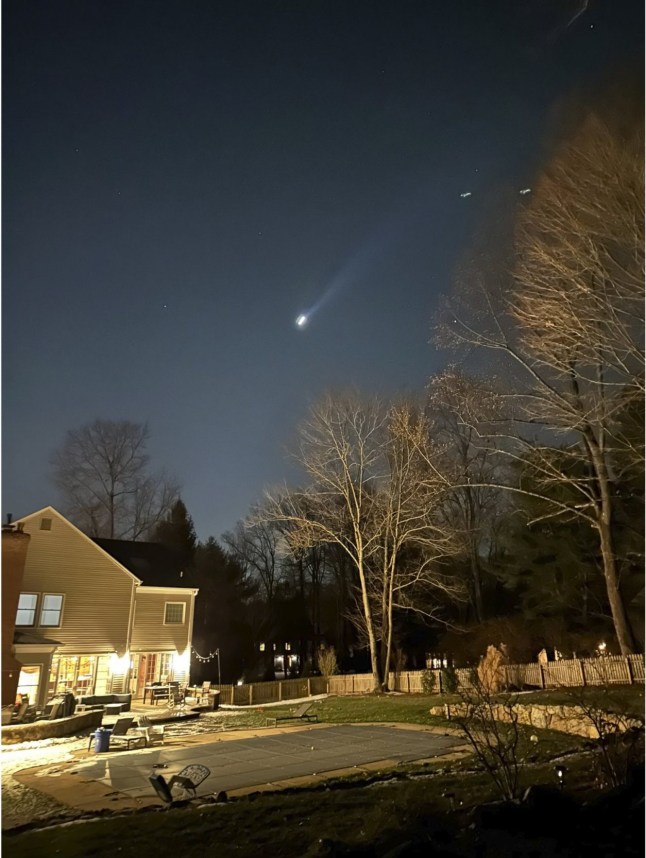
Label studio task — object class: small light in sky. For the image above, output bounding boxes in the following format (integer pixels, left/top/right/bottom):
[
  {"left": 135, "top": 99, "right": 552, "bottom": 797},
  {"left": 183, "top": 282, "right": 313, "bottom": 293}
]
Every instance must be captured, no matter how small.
[
  {"left": 519, "top": 188, "right": 532, "bottom": 195},
  {"left": 295, "top": 313, "right": 308, "bottom": 328},
  {"left": 460, "top": 191, "right": 472, "bottom": 198}
]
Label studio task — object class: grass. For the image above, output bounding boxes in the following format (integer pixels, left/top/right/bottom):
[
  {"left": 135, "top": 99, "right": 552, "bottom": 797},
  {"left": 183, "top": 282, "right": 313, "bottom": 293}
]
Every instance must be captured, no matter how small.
[
  {"left": 518, "top": 684, "right": 645, "bottom": 718},
  {"left": 4, "top": 686, "right": 643, "bottom": 857}
]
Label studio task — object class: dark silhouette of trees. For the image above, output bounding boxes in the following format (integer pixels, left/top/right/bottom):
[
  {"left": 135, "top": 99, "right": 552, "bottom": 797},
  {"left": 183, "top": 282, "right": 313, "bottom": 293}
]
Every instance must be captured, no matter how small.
[
  {"left": 436, "top": 106, "right": 644, "bottom": 654},
  {"left": 51, "top": 419, "right": 178, "bottom": 540}
]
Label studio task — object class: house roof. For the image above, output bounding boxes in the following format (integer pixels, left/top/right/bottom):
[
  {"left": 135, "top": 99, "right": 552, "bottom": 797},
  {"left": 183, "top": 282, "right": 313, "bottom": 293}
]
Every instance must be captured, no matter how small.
[
  {"left": 93, "top": 538, "right": 192, "bottom": 589},
  {"left": 14, "top": 629, "right": 62, "bottom": 646}
]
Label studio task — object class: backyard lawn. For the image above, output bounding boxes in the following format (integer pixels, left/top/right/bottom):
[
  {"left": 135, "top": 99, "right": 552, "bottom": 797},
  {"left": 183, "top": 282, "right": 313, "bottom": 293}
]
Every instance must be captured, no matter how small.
[{"left": 3, "top": 687, "right": 643, "bottom": 857}]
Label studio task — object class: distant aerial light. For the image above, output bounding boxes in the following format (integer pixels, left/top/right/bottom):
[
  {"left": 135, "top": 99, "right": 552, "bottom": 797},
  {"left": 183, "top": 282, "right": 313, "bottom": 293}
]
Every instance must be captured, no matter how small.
[
  {"left": 519, "top": 188, "right": 532, "bottom": 195},
  {"left": 295, "top": 313, "right": 309, "bottom": 328},
  {"left": 460, "top": 192, "right": 472, "bottom": 198}
]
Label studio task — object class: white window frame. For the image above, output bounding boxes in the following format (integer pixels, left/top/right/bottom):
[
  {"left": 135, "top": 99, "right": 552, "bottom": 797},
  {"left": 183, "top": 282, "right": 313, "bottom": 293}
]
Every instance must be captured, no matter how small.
[
  {"left": 39, "top": 593, "right": 65, "bottom": 627},
  {"left": 164, "top": 602, "right": 186, "bottom": 625},
  {"left": 16, "top": 593, "right": 39, "bottom": 627}
]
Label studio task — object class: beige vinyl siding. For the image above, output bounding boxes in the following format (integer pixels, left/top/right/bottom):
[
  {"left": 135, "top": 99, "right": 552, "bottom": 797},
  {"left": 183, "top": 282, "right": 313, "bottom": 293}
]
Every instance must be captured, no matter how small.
[
  {"left": 131, "top": 589, "right": 194, "bottom": 652},
  {"left": 17, "top": 510, "right": 136, "bottom": 656}
]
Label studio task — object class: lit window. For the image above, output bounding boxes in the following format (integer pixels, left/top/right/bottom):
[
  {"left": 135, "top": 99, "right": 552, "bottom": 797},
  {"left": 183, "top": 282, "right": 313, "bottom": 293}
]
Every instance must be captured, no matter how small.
[
  {"left": 259, "top": 643, "right": 265, "bottom": 652},
  {"left": 164, "top": 602, "right": 185, "bottom": 624},
  {"left": 40, "top": 594, "right": 64, "bottom": 626},
  {"left": 16, "top": 593, "right": 38, "bottom": 626},
  {"left": 16, "top": 665, "right": 41, "bottom": 703}
]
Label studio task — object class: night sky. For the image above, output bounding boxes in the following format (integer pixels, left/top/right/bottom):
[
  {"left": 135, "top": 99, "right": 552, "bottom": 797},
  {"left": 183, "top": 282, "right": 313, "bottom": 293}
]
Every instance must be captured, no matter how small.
[{"left": 3, "top": 0, "right": 643, "bottom": 542}]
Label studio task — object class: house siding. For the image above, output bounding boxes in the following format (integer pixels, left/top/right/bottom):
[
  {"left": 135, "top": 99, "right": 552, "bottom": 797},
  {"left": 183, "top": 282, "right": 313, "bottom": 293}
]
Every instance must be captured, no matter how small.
[
  {"left": 16, "top": 510, "right": 136, "bottom": 656},
  {"left": 131, "top": 589, "right": 193, "bottom": 652}
]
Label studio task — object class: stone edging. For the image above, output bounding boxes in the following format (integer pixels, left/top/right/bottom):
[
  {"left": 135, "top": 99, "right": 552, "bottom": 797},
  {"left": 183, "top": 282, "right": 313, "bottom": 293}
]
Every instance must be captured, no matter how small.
[{"left": 429, "top": 702, "right": 643, "bottom": 739}]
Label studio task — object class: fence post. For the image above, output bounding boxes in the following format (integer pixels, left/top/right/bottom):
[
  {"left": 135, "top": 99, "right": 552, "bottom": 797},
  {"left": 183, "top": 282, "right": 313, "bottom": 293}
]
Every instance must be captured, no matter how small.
[
  {"left": 625, "top": 656, "right": 634, "bottom": 685},
  {"left": 578, "top": 658, "right": 586, "bottom": 687},
  {"left": 538, "top": 663, "right": 545, "bottom": 689},
  {"left": 307, "top": 678, "right": 312, "bottom": 697},
  {"left": 249, "top": 684, "right": 253, "bottom": 705},
  {"left": 438, "top": 669, "right": 443, "bottom": 694},
  {"left": 278, "top": 682, "right": 282, "bottom": 701}
]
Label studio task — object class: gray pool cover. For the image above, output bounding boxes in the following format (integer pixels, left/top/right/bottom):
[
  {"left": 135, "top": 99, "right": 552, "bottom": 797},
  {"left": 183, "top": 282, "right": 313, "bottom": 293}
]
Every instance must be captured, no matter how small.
[{"left": 69, "top": 725, "right": 462, "bottom": 800}]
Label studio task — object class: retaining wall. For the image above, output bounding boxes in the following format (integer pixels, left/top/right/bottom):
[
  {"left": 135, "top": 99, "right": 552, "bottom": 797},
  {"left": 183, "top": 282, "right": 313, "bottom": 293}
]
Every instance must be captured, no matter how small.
[{"left": 1, "top": 709, "right": 103, "bottom": 745}]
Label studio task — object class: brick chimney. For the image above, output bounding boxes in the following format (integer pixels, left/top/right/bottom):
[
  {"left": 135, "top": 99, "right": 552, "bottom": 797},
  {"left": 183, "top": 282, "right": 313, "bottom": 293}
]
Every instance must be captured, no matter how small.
[{"left": 2, "top": 518, "right": 31, "bottom": 705}]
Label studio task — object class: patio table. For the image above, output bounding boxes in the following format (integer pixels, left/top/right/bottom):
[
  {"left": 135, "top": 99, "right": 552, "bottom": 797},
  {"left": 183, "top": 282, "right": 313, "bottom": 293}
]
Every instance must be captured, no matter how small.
[{"left": 143, "top": 685, "right": 172, "bottom": 704}]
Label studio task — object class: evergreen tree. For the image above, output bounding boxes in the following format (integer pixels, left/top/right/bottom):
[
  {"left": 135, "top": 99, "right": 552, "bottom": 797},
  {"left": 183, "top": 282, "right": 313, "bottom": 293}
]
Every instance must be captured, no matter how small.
[
  {"left": 152, "top": 499, "right": 197, "bottom": 570},
  {"left": 190, "top": 537, "right": 256, "bottom": 684}
]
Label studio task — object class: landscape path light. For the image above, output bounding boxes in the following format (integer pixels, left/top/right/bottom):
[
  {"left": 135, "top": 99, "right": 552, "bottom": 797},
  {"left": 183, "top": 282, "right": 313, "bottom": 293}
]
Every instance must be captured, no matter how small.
[{"left": 554, "top": 764, "right": 568, "bottom": 790}]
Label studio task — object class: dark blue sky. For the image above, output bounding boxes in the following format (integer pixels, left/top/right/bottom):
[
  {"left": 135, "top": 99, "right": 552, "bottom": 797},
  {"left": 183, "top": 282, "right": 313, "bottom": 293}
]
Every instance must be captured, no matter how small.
[{"left": 3, "top": 0, "right": 643, "bottom": 541}]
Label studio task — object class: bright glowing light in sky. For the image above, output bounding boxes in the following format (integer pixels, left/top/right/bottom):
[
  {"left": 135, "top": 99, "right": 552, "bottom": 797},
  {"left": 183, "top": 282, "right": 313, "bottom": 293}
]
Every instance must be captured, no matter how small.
[{"left": 295, "top": 313, "right": 309, "bottom": 328}]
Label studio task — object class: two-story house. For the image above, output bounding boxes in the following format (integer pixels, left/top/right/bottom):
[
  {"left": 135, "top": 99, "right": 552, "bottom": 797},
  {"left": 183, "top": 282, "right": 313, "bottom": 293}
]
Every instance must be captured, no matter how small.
[{"left": 12, "top": 507, "right": 198, "bottom": 709}]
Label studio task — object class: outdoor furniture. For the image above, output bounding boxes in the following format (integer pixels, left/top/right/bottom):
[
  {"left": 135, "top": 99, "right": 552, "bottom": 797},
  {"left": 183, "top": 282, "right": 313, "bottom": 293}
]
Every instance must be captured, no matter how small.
[
  {"left": 78, "top": 693, "right": 132, "bottom": 713},
  {"left": 200, "top": 681, "right": 212, "bottom": 704},
  {"left": 87, "top": 716, "right": 145, "bottom": 751},
  {"left": 169, "top": 764, "right": 211, "bottom": 797},
  {"left": 11, "top": 701, "right": 29, "bottom": 722},
  {"left": 266, "top": 702, "right": 318, "bottom": 726},
  {"left": 131, "top": 715, "right": 165, "bottom": 746},
  {"left": 169, "top": 688, "right": 186, "bottom": 711},
  {"left": 148, "top": 764, "right": 211, "bottom": 806},
  {"left": 144, "top": 684, "right": 173, "bottom": 704},
  {"left": 151, "top": 686, "right": 172, "bottom": 705}
]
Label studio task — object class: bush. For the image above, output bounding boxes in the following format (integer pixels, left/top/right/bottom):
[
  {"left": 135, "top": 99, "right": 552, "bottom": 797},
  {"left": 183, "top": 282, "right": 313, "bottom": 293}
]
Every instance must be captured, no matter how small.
[
  {"left": 421, "top": 669, "right": 437, "bottom": 694},
  {"left": 317, "top": 646, "right": 339, "bottom": 679},
  {"left": 441, "top": 665, "right": 459, "bottom": 694}
]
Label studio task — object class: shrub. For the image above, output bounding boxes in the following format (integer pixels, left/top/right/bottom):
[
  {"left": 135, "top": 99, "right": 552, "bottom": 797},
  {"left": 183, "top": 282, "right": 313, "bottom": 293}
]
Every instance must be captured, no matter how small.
[
  {"left": 421, "top": 669, "right": 437, "bottom": 694},
  {"left": 441, "top": 665, "right": 459, "bottom": 694},
  {"left": 317, "top": 646, "right": 339, "bottom": 679},
  {"left": 452, "top": 674, "right": 522, "bottom": 801}
]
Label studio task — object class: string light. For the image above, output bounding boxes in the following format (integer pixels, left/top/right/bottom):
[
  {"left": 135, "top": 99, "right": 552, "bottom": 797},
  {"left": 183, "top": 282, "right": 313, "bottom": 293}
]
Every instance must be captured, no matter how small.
[{"left": 191, "top": 646, "right": 219, "bottom": 663}]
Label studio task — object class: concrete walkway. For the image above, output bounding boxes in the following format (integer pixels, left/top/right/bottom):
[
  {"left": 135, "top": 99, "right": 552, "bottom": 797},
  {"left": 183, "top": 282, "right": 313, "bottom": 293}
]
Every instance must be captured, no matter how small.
[{"left": 15, "top": 723, "right": 466, "bottom": 816}]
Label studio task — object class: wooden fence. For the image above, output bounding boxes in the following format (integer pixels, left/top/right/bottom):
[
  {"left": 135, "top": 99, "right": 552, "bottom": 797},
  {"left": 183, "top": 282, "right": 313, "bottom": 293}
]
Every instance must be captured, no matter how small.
[{"left": 206, "top": 654, "right": 644, "bottom": 706}]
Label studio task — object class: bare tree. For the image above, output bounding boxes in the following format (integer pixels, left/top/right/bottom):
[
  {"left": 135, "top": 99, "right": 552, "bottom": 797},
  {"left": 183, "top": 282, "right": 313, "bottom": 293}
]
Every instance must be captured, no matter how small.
[
  {"left": 263, "top": 393, "right": 462, "bottom": 690},
  {"left": 263, "top": 393, "right": 387, "bottom": 690},
  {"left": 222, "top": 512, "right": 282, "bottom": 605},
  {"left": 437, "top": 110, "right": 644, "bottom": 654},
  {"left": 51, "top": 419, "right": 178, "bottom": 539},
  {"left": 373, "top": 402, "right": 463, "bottom": 683},
  {"left": 427, "top": 369, "right": 508, "bottom": 623}
]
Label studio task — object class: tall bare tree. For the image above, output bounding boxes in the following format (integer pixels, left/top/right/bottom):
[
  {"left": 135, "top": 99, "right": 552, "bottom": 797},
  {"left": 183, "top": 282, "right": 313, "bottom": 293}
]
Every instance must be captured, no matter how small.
[
  {"left": 438, "top": 108, "right": 644, "bottom": 654},
  {"left": 263, "top": 393, "right": 461, "bottom": 690},
  {"left": 51, "top": 419, "right": 178, "bottom": 540},
  {"left": 426, "top": 369, "right": 507, "bottom": 623}
]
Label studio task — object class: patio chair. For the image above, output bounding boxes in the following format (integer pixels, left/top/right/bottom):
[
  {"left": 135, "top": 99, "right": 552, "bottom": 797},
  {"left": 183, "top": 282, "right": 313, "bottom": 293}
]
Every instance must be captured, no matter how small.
[
  {"left": 88, "top": 716, "right": 144, "bottom": 751},
  {"left": 200, "top": 681, "right": 212, "bottom": 704},
  {"left": 169, "top": 764, "right": 211, "bottom": 798},
  {"left": 132, "top": 715, "right": 165, "bottom": 746},
  {"left": 11, "top": 700, "right": 30, "bottom": 723},
  {"left": 169, "top": 688, "right": 186, "bottom": 712},
  {"left": 266, "top": 702, "right": 318, "bottom": 726}
]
